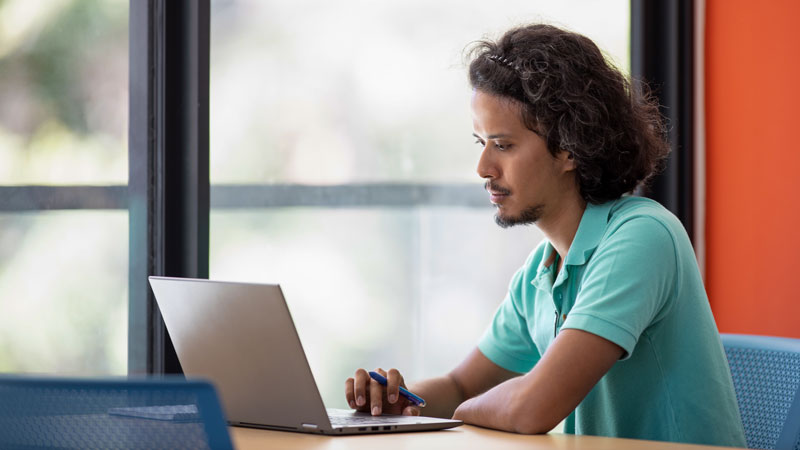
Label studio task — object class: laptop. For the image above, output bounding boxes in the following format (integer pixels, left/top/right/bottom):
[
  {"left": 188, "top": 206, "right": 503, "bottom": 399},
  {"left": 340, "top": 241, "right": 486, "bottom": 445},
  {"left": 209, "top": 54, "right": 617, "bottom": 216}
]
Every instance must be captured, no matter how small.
[{"left": 148, "top": 276, "right": 463, "bottom": 435}]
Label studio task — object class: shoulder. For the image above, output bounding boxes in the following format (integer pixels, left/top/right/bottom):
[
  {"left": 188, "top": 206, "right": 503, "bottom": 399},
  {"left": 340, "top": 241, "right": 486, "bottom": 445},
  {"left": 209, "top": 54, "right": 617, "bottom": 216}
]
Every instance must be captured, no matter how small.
[
  {"left": 605, "top": 196, "right": 686, "bottom": 246},
  {"left": 588, "top": 197, "right": 695, "bottom": 293},
  {"left": 586, "top": 197, "right": 684, "bottom": 275}
]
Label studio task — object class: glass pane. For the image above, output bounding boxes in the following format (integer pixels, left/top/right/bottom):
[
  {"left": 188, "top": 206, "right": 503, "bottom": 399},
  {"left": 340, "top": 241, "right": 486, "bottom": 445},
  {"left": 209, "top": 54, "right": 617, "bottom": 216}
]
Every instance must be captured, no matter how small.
[
  {"left": 0, "top": 0, "right": 129, "bottom": 376},
  {"left": 0, "top": 211, "right": 128, "bottom": 374},
  {"left": 210, "top": 208, "right": 544, "bottom": 408},
  {"left": 210, "top": 0, "right": 629, "bottom": 184},
  {"left": 0, "top": 0, "right": 128, "bottom": 185}
]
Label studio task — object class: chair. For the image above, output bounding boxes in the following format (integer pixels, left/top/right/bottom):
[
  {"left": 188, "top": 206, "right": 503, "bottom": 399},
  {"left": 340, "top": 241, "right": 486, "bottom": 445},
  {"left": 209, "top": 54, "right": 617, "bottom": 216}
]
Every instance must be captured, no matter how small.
[
  {"left": 721, "top": 333, "right": 800, "bottom": 450},
  {"left": 0, "top": 375, "right": 233, "bottom": 449}
]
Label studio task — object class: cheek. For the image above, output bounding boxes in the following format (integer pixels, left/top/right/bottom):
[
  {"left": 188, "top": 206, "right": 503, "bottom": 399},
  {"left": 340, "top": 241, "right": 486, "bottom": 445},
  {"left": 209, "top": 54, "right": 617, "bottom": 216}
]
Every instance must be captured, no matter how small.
[{"left": 519, "top": 156, "right": 550, "bottom": 181}]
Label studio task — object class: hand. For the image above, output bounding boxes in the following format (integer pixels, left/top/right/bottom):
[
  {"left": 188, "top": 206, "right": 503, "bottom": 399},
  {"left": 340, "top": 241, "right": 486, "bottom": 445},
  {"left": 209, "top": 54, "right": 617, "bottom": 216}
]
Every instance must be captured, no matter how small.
[
  {"left": 345, "top": 368, "right": 421, "bottom": 416},
  {"left": 451, "top": 396, "right": 475, "bottom": 421}
]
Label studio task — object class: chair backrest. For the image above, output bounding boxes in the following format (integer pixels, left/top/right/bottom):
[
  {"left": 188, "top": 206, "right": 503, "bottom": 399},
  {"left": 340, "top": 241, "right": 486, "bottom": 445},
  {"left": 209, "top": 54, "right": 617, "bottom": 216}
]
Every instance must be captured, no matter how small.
[
  {"left": 721, "top": 333, "right": 800, "bottom": 450},
  {"left": 0, "top": 375, "right": 233, "bottom": 449}
]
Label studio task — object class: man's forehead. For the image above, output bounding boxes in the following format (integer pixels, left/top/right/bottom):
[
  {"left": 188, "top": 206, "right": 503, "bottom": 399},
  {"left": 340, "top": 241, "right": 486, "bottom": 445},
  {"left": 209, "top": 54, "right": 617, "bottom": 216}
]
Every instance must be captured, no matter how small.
[
  {"left": 471, "top": 89, "right": 523, "bottom": 112},
  {"left": 471, "top": 90, "right": 536, "bottom": 135}
]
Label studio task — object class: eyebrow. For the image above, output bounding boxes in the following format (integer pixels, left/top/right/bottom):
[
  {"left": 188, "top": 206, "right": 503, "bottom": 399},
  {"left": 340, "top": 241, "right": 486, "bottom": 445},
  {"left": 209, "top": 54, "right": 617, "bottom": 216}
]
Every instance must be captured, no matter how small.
[{"left": 473, "top": 133, "right": 512, "bottom": 140}]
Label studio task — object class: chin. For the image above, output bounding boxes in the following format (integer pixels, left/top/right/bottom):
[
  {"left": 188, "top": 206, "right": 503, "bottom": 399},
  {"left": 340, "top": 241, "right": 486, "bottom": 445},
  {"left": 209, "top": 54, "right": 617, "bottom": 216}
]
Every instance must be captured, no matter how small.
[{"left": 494, "top": 205, "right": 543, "bottom": 229}]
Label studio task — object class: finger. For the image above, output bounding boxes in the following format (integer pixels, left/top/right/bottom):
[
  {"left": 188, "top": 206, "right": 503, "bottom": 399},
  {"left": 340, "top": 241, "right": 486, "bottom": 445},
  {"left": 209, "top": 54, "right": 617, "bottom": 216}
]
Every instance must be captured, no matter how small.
[
  {"left": 344, "top": 378, "right": 357, "bottom": 409},
  {"left": 376, "top": 368, "right": 393, "bottom": 401},
  {"left": 402, "top": 405, "right": 421, "bottom": 416},
  {"left": 386, "top": 368, "right": 401, "bottom": 404},
  {"left": 369, "top": 377, "right": 384, "bottom": 416},
  {"left": 354, "top": 369, "right": 369, "bottom": 407}
]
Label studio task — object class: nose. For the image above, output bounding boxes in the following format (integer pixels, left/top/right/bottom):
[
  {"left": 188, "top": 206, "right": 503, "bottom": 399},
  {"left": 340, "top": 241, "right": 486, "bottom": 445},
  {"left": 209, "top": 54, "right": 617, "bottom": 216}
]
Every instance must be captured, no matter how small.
[{"left": 476, "top": 145, "right": 498, "bottom": 180}]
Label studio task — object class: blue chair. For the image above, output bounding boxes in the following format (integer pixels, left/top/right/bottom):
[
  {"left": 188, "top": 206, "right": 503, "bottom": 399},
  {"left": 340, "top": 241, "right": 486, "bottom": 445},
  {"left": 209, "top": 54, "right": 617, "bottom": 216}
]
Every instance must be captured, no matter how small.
[
  {"left": 721, "top": 333, "right": 800, "bottom": 450},
  {"left": 0, "top": 375, "right": 233, "bottom": 450}
]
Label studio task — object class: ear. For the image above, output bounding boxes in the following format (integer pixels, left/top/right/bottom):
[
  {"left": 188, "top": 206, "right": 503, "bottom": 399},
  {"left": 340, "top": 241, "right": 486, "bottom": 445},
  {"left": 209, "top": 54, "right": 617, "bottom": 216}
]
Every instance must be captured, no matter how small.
[{"left": 556, "top": 150, "right": 577, "bottom": 172}]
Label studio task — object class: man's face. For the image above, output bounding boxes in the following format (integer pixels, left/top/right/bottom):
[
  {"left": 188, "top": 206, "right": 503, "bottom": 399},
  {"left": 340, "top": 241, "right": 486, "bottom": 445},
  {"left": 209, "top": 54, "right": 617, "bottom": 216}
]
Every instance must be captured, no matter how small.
[{"left": 471, "top": 90, "right": 576, "bottom": 228}]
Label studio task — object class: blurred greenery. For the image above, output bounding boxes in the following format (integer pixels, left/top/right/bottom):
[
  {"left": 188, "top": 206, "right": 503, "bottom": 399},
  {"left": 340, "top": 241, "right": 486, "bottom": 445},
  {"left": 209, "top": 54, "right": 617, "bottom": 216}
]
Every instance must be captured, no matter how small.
[
  {"left": 0, "top": 0, "right": 127, "bottom": 185},
  {"left": 0, "top": 0, "right": 128, "bottom": 375},
  {"left": 21, "top": 0, "right": 126, "bottom": 134}
]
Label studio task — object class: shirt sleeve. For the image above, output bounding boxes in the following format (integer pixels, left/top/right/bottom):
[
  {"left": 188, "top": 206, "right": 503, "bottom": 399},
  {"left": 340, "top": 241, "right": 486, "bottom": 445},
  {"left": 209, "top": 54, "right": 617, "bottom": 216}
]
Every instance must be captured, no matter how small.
[
  {"left": 561, "top": 217, "right": 677, "bottom": 360},
  {"left": 478, "top": 267, "right": 541, "bottom": 373}
]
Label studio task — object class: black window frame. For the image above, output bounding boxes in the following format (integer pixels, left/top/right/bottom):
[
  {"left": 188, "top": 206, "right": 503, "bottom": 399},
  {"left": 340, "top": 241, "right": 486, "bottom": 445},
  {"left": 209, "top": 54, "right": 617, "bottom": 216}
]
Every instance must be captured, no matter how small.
[
  {"left": 128, "top": 0, "right": 210, "bottom": 374},
  {"left": 631, "top": 0, "right": 696, "bottom": 240}
]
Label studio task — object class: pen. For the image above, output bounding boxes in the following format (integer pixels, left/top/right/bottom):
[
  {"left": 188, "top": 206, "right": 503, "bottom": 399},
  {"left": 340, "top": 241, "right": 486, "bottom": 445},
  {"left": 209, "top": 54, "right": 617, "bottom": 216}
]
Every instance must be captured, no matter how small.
[{"left": 368, "top": 371, "right": 427, "bottom": 408}]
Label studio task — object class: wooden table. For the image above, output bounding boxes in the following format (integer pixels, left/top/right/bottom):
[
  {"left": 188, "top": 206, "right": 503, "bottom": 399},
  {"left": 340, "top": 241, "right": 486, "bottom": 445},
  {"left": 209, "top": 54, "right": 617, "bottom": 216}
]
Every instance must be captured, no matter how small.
[{"left": 230, "top": 424, "right": 743, "bottom": 449}]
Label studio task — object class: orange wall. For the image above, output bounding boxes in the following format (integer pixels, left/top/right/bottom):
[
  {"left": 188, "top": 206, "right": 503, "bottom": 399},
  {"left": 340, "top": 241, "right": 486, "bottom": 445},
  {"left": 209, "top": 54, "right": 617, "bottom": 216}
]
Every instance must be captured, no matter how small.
[{"left": 705, "top": 0, "right": 800, "bottom": 337}]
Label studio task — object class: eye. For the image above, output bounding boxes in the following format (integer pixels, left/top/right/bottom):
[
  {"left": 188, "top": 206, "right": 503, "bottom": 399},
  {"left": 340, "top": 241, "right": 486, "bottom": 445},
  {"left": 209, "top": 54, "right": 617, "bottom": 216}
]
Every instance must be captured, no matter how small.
[
  {"left": 474, "top": 138, "right": 485, "bottom": 146},
  {"left": 494, "top": 141, "right": 512, "bottom": 151}
]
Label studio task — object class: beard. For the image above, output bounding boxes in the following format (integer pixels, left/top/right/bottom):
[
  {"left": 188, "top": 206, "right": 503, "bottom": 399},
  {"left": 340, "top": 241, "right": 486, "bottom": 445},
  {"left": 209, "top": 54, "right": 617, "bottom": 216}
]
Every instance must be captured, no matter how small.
[{"left": 494, "top": 204, "right": 543, "bottom": 228}]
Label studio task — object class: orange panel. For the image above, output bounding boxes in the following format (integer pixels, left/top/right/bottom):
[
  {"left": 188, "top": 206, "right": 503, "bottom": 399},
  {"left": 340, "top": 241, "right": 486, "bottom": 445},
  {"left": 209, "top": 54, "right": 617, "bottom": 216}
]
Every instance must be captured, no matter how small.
[{"left": 705, "top": 0, "right": 800, "bottom": 337}]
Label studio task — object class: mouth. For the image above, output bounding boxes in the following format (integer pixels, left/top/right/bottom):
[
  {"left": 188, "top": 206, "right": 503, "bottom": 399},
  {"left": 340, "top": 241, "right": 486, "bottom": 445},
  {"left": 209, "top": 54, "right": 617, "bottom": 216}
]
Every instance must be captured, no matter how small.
[
  {"left": 485, "top": 182, "right": 510, "bottom": 205},
  {"left": 489, "top": 192, "right": 508, "bottom": 204}
]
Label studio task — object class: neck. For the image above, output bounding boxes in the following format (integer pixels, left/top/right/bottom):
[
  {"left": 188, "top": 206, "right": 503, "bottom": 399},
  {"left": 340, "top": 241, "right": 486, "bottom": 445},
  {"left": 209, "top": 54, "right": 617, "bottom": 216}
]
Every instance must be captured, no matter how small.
[{"left": 537, "top": 193, "right": 587, "bottom": 264}]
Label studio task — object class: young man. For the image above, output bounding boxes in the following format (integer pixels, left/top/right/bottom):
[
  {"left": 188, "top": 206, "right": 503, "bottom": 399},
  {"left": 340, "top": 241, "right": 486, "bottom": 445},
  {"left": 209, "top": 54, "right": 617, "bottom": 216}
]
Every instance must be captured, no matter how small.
[{"left": 345, "top": 24, "right": 746, "bottom": 446}]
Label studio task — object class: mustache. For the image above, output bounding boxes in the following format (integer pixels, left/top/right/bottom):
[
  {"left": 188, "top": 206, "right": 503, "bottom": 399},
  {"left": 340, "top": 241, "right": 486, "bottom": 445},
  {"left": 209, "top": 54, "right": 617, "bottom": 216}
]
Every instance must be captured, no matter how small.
[{"left": 484, "top": 181, "right": 511, "bottom": 195}]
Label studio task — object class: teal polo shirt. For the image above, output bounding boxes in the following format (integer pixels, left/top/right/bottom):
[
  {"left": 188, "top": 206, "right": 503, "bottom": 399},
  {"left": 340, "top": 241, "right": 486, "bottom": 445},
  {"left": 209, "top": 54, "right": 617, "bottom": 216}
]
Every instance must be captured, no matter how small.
[{"left": 478, "top": 196, "right": 746, "bottom": 447}]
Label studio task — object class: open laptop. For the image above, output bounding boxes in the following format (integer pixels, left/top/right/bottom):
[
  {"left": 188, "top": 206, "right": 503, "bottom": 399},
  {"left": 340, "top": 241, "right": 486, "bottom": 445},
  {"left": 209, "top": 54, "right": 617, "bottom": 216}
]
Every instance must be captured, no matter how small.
[{"left": 148, "top": 276, "right": 463, "bottom": 435}]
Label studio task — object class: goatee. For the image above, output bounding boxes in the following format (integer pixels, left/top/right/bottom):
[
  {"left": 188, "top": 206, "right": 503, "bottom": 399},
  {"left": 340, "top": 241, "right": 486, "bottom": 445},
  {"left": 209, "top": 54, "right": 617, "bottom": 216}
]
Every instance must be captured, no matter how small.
[{"left": 494, "top": 205, "right": 543, "bottom": 228}]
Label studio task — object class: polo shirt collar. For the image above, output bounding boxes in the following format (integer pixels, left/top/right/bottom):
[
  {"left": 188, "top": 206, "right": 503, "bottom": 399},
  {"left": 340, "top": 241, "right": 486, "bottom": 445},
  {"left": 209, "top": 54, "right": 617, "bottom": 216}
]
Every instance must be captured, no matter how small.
[
  {"left": 564, "top": 200, "right": 615, "bottom": 266},
  {"left": 530, "top": 200, "right": 615, "bottom": 292},
  {"left": 531, "top": 241, "right": 558, "bottom": 290}
]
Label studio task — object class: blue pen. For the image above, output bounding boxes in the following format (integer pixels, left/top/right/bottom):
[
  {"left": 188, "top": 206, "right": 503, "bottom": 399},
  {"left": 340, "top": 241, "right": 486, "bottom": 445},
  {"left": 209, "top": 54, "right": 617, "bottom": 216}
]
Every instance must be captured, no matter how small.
[{"left": 368, "top": 371, "right": 427, "bottom": 408}]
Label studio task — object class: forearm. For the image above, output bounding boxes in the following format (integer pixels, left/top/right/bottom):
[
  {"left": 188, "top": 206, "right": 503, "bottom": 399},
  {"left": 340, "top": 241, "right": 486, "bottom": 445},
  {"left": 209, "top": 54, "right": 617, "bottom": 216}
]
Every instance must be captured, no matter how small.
[
  {"left": 451, "top": 376, "right": 553, "bottom": 434},
  {"left": 407, "top": 375, "right": 465, "bottom": 419},
  {"left": 452, "top": 330, "right": 623, "bottom": 434}
]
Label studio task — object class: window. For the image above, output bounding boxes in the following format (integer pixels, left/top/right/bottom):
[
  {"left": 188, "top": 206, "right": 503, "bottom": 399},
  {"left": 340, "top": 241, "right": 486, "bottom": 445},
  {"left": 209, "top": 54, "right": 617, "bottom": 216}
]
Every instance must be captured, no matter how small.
[
  {"left": 209, "top": 0, "right": 629, "bottom": 408},
  {"left": 0, "top": 0, "right": 128, "bottom": 374},
  {"left": 0, "top": 0, "right": 631, "bottom": 389}
]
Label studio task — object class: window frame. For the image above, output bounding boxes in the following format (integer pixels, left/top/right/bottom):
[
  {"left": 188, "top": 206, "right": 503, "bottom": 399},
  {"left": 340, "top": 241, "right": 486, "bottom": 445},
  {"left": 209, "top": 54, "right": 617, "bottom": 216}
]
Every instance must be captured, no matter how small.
[
  {"left": 631, "top": 0, "right": 696, "bottom": 240},
  {"left": 128, "top": 0, "right": 210, "bottom": 374}
]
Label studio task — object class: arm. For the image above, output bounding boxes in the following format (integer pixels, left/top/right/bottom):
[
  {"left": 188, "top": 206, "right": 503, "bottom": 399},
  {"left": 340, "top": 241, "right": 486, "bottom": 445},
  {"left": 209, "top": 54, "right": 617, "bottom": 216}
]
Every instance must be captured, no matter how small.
[
  {"left": 453, "top": 328, "right": 623, "bottom": 434},
  {"left": 344, "top": 347, "right": 518, "bottom": 417},
  {"left": 408, "top": 347, "right": 519, "bottom": 418}
]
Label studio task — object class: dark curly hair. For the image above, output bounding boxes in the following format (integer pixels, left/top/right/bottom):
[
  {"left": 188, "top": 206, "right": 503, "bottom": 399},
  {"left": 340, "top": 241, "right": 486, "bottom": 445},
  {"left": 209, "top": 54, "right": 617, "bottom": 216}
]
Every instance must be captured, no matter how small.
[{"left": 467, "top": 24, "right": 670, "bottom": 204}]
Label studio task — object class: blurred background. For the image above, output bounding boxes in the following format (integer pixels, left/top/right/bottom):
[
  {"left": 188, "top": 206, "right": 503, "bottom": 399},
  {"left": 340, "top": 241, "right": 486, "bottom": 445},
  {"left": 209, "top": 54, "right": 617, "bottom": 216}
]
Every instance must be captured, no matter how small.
[
  {"left": 0, "top": 0, "right": 628, "bottom": 408},
  {"left": 0, "top": 0, "right": 128, "bottom": 374}
]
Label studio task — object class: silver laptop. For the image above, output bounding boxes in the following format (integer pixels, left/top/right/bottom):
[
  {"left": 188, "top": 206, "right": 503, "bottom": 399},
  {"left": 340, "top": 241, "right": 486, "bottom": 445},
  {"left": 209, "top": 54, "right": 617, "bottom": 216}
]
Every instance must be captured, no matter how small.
[{"left": 148, "top": 276, "right": 463, "bottom": 435}]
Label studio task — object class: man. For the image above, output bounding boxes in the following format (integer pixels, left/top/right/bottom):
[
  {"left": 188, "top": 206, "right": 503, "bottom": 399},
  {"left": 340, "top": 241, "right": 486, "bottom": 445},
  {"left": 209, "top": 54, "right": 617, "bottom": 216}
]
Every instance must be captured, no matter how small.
[{"left": 345, "top": 24, "right": 746, "bottom": 446}]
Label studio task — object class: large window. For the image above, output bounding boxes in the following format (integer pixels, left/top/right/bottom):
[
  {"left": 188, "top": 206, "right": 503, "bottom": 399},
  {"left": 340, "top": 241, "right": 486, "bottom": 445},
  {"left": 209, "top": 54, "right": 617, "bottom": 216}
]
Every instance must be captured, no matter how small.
[
  {"left": 0, "top": 0, "right": 128, "bottom": 374},
  {"left": 0, "top": 0, "right": 630, "bottom": 391},
  {"left": 209, "top": 0, "right": 629, "bottom": 408}
]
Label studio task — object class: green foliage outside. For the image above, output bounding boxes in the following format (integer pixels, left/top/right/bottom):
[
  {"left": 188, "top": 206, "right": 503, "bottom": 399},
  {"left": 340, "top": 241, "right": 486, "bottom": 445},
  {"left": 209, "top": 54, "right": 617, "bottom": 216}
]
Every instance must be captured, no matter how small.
[{"left": 0, "top": 0, "right": 128, "bottom": 375}]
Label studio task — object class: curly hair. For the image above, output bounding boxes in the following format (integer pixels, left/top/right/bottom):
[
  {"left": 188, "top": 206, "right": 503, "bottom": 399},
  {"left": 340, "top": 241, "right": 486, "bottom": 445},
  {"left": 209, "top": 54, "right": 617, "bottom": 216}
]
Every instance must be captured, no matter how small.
[{"left": 467, "top": 24, "right": 670, "bottom": 204}]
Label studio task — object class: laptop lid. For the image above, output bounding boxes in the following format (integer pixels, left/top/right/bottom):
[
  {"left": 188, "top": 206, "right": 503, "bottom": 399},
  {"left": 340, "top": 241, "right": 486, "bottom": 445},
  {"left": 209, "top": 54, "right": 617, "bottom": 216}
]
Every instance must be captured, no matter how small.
[{"left": 148, "top": 276, "right": 333, "bottom": 432}]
